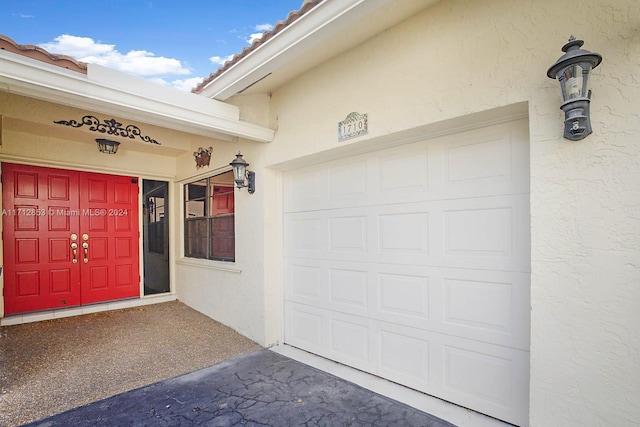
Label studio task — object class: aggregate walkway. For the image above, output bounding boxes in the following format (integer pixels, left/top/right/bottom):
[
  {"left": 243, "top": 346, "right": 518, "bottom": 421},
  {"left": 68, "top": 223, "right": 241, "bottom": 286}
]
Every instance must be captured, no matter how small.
[
  {"left": 0, "top": 301, "right": 261, "bottom": 426},
  {"left": 24, "top": 349, "right": 456, "bottom": 426}
]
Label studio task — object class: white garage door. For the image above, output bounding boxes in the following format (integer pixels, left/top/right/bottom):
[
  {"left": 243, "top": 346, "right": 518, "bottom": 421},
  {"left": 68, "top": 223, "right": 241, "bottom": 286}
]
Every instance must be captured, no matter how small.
[{"left": 283, "top": 119, "right": 530, "bottom": 426}]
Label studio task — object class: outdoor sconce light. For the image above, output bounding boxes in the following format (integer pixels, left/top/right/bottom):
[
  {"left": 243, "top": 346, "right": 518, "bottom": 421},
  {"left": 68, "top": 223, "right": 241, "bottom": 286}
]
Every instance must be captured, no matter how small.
[
  {"left": 547, "top": 36, "right": 602, "bottom": 141},
  {"left": 229, "top": 152, "right": 255, "bottom": 194},
  {"left": 96, "top": 138, "right": 120, "bottom": 154}
]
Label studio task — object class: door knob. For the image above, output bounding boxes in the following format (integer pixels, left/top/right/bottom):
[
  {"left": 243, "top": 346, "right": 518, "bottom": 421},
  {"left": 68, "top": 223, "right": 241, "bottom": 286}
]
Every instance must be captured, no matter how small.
[
  {"left": 71, "top": 242, "right": 78, "bottom": 264},
  {"left": 82, "top": 242, "right": 89, "bottom": 264}
]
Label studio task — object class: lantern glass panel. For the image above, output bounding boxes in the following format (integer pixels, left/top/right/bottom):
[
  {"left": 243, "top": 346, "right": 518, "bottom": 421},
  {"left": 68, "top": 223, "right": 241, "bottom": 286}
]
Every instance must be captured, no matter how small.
[
  {"left": 561, "top": 63, "right": 592, "bottom": 101},
  {"left": 233, "top": 164, "right": 246, "bottom": 187}
]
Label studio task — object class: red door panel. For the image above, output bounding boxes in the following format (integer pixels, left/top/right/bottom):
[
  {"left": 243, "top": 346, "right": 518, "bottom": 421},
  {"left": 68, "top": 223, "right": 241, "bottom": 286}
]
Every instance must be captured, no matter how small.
[
  {"left": 79, "top": 172, "right": 139, "bottom": 304},
  {"left": 2, "top": 164, "right": 140, "bottom": 315},
  {"left": 2, "top": 164, "right": 81, "bottom": 314}
]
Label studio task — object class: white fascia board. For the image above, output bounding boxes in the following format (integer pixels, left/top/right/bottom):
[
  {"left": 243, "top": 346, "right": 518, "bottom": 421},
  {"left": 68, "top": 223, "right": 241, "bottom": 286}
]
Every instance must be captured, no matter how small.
[
  {"left": 198, "top": 0, "right": 394, "bottom": 101},
  {"left": 0, "top": 50, "right": 274, "bottom": 143}
]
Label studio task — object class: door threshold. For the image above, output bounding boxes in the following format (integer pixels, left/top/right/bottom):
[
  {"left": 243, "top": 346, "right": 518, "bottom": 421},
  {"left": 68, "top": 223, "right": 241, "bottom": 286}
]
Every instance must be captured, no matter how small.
[
  {"left": 270, "top": 344, "right": 515, "bottom": 427},
  {"left": 1, "top": 294, "right": 176, "bottom": 326}
]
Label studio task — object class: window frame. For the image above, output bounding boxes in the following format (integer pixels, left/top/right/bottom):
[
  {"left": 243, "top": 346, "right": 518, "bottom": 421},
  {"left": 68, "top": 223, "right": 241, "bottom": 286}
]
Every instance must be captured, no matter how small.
[{"left": 183, "top": 171, "right": 235, "bottom": 262}]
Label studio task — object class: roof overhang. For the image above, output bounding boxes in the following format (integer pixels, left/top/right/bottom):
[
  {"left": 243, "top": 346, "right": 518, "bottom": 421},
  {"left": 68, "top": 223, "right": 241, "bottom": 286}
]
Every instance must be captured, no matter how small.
[
  {"left": 0, "top": 49, "right": 274, "bottom": 143},
  {"left": 198, "top": 0, "right": 439, "bottom": 101}
]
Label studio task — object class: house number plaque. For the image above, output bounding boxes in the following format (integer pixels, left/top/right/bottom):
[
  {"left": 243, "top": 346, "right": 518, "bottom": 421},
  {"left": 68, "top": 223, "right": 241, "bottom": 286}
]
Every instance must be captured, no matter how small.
[{"left": 338, "top": 112, "right": 368, "bottom": 142}]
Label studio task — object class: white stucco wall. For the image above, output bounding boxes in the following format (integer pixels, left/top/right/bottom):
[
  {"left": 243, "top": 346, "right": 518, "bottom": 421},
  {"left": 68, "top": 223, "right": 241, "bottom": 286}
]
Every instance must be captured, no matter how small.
[{"left": 221, "top": 0, "right": 638, "bottom": 426}]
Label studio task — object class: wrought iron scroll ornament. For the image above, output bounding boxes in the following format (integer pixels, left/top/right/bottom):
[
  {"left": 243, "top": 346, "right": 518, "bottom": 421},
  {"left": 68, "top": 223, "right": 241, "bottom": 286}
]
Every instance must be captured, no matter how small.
[
  {"left": 54, "top": 115, "right": 161, "bottom": 145},
  {"left": 194, "top": 146, "right": 213, "bottom": 169}
]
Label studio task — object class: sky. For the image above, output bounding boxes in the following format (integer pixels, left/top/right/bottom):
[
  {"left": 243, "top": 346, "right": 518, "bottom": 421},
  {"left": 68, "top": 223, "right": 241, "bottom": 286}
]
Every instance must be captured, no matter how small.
[{"left": 0, "top": 0, "right": 304, "bottom": 91}]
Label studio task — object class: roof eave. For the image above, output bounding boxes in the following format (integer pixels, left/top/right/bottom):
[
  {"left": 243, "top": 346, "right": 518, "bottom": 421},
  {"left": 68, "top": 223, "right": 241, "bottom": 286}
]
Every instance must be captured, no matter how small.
[
  {"left": 0, "top": 50, "right": 275, "bottom": 143},
  {"left": 198, "top": 0, "right": 396, "bottom": 101}
]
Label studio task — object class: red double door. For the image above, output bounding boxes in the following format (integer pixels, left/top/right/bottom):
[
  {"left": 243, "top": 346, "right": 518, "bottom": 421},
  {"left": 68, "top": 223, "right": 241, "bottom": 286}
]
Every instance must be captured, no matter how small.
[{"left": 2, "top": 164, "right": 140, "bottom": 315}]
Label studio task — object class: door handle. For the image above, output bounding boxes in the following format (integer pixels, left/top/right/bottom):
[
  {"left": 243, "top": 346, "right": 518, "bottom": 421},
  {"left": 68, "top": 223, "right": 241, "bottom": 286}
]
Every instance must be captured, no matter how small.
[
  {"left": 71, "top": 242, "right": 78, "bottom": 264},
  {"left": 82, "top": 242, "right": 89, "bottom": 264}
]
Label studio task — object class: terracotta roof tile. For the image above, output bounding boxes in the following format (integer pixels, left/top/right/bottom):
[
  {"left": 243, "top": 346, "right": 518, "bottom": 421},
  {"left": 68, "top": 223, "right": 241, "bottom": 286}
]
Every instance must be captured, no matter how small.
[
  {"left": 192, "top": 0, "right": 322, "bottom": 94},
  {"left": 0, "top": 34, "right": 88, "bottom": 74}
]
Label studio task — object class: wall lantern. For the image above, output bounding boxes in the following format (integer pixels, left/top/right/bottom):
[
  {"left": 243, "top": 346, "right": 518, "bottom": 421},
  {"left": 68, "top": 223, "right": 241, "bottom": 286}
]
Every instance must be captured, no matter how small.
[
  {"left": 96, "top": 138, "right": 120, "bottom": 154},
  {"left": 547, "top": 36, "right": 602, "bottom": 141},
  {"left": 229, "top": 152, "right": 255, "bottom": 194}
]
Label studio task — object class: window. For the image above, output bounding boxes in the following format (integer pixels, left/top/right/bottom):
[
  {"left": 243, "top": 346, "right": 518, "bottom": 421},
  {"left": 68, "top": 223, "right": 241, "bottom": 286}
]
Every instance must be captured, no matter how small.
[{"left": 184, "top": 171, "right": 235, "bottom": 261}]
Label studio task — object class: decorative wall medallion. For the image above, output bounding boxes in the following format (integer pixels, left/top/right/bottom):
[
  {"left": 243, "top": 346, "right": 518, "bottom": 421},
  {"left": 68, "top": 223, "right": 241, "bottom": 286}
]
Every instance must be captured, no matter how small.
[
  {"left": 54, "top": 115, "right": 161, "bottom": 145},
  {"left": 338, "top": 112, "right": 368, "bottom": 142},
  {"left": 194, "top": 147, "right": 213, "bottom": 169}
]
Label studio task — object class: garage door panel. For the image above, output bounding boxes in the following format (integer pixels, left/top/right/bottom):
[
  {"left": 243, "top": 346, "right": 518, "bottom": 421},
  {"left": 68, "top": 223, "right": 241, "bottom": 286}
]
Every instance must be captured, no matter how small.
[
  {"left": 376, "top": 317, "right": 530, "bottom": 426},
  {"left": 329, "top": 314, "right": 372, "bottom": 371},
  {"left": 329, "top": 215, "right": 368, "bottom": 252},
  {"left": 286, "top": 261, "right": 528, "bottom": 349},
  {"left": 440, "top": 195, "right": 530, "bottom": 272},
  {"left": 287, "top": 260, "right": 370, "bottom": 318},
  {"left": 329, "top": 267, "right": 368, "bottom": 309},
  {"left": 442, "top": 270, "right": 531, "bottom": 350},
  {"left": 379, "top": 328, "right": 431, "bottom": 387},
  {"left": 287, "top": 262, "right": 323, "bottom": 300},
  {"left": 443, "top": 130, "right": 512, "bottom": 185},
  {"left": 440, "top": 338, "right": 530, "bottom": 425},
  {"left": 377, "top": 270, "right": 430, "bottom": 321},
  {"left": 378, "top": 145, "right": 430, "bottom": 195},
  {"left": 285, "top": 303, "right": 528, "bottom": 426},
  {"left": 284, "top": 119, "right": 530, "bottom": 426},
  {"left": 378, "top": 211, "right": 430, "bottom": 254},
  {"left": 329, "top": 158, "right": 369, "bottom": 202},
  {"left": 284, "top": 167, "right": 329, "bottom": 213},
  {"left": 285, "top": 213, "right": 326, "bottom": 258},
  {"left": 286, "top": 303, "right": 325, "bottom": 354},
  {"left": 286, "top": 300, "right": 528, "bottom": 425},
  {"left": 439, "top": 119, "right": 529, "bottom": 196},
  {"left": 371, "top": 265, "right": 529, "bottom": 349},
  {"left": 284, "top": 120, "right": 528, "bottom": 213},
  {"left": 286, "top": 197, "right": 529, "bottom": 272}
]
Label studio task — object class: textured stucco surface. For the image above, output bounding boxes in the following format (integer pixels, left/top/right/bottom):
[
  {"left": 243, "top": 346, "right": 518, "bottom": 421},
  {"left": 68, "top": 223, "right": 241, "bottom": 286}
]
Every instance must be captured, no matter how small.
[
  {"left": 222, "top": 0, "right": 638, "bottom": 426},
  {"left": 1, "top": 0, "right": 637, "bottom": 426}
]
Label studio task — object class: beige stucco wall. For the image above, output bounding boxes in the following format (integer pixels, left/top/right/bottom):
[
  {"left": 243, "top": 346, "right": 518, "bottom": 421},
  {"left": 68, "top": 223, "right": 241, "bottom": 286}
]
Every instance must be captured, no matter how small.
[
  {"left": 198, "top": 0, "right": 638, "bottom": 426},
  {"left": 173, "top": 139, "right": 270, "bottom": 345},
  {"left": 0, "top": 93, "right": 215, "bottom": 319},
  {"left": 0, "top": 0, "right": 634, "bottom": 424}
]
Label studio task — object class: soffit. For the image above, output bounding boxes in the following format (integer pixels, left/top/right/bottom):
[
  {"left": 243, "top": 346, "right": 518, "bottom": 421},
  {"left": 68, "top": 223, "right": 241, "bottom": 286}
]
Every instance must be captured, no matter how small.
[{"left": 197, "top": 0, "right": 440, "bottom": 101}]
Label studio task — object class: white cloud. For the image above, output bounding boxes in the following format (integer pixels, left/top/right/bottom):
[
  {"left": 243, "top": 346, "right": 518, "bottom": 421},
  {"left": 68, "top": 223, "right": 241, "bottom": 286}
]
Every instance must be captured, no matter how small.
[
  {"left": 209, "top": 54, "right": 235, "bottom": 66},
  {"left": 254, "top": 24, "right": 273, "bottom": 32},
  {"left": 132, "top": 76, "right": 203, "bottom": 92},
  {"left": 168, "top": 77, "right": 206, "bottom": 92},
  {"left": 39, "top": 35, "right": 191, "bottom": 78}
]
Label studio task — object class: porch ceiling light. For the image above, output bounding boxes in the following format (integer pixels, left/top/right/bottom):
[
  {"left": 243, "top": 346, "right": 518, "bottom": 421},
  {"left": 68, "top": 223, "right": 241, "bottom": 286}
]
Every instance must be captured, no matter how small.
[
  {"left": 229, "top": 152, "right": 255, "bottom": 194},
  {"left": 96, "top": 138, "right": 120, "bottom": 154},
  {"left": 547, "top": 36, "right": 602, "bottom": 141}
]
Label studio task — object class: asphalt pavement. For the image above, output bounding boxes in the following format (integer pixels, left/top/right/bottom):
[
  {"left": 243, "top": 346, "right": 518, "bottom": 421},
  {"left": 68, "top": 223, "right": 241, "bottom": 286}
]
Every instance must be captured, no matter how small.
[{"left": 25, "top": 349, "right": 457, "bottom": 426}]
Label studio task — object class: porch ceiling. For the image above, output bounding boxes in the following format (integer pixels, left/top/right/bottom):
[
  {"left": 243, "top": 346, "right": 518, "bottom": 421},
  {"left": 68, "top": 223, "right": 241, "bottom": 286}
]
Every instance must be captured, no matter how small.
[{"left": 0, "top": 49, "right": 275, "bottom": 144}]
